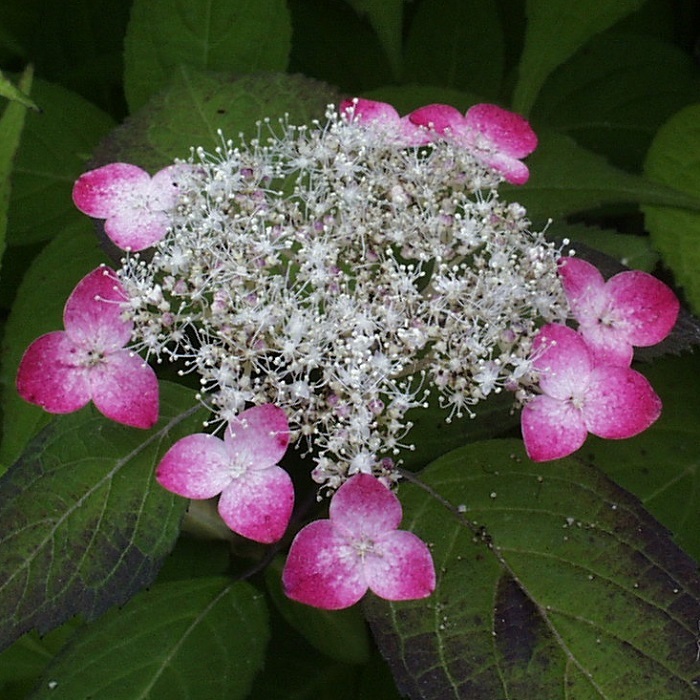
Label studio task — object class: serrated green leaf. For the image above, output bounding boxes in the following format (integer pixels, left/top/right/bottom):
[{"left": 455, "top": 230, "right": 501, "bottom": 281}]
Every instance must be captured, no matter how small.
[
  {"left": 514, "top": 0, "right": 647, "bottom": 115},
  {"left": 0, "top": 67, "right": 38, "bottom": 111},
  {"left": 124, "top": 0, "right": 292, "bottom": 113},
  {"left": 0, "top": 381, "right": 207, "bottom": 652},
  {"left": 403, "top": 0, "right": 504, "bottom": 100},
  {"left": 0, "top": 65, "right": 33, "bottom": 276},
  {"left": 344, "top": 0, "right": 403, "bottom": 79},
  {"left": 0, "top": 222, "right": 105, "bottom": 469},
  {"left": 29, "top": 578, "right": 268, "bottom": 700},
  {"left": 531, "top": 33, "right": 700, "bottom": 171},
  {"left": 6, "top": 78, "right": 115, "bottom": 246},
  {"left": 365, "top": 440, "right": 700, "bottom": 699},
  {"left": 582, "top": 353, "right": 700, "bottom": 561},
  {"left": 511, "top": 130, "right": 700, "bottom": 221},
  {"left": 265, "top": 556, "right": 371, "bottom": 665},
  {"left": 643, "top": 104, "right": 700, "bottom": 314},
  {"left": 93, "top": 69, "right": 341, "bottom": 171}
]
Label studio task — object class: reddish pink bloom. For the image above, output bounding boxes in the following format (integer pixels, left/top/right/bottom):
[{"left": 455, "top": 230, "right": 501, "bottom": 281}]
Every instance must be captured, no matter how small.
[
  {"left": 408, "top": 103, "right": 538, "bottom": 184},
  {"left": 340, "top": 98, "right": 431, "bottom": 147},
  {"left": 282, "top": 474, "right": 435, "bottom": 610},
  {"left": 558, "top": 257, "right": 680, "bottom": 367},
  {"left": 17, "top": 267, "right": 159, "bottom": 428},
  {"left": 156, "top": 405, "right": 293, "bottom": 543},
  {"left": 72, "top": 163, "right": 186, "bottom": 251},
  {"left": 521, "top": 324, "right": 662, "bottom": 462}
]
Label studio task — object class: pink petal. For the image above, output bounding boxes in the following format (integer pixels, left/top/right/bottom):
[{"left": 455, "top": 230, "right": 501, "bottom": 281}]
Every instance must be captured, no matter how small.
[
  {"left": 463, "top": 104, "right": 537, "bottom": 158},
  {"left": 583, "top": 366, "right": 662, "bottom": 439},
  {"left": 72, "top": 163, "right": 150, "bottom": 219},
  {"left": 224, "top": 404, "right": 290, "bottom": 470},
  {"left": 104, "top": 208, "right": 172, "bottom": 251},
  {"left": 63, "top": 267, "right": 132, "bottom": 350},
  {"left": 521, "top": 394, "right": 588, "bottom": 461},
  {"left": 330, "top": 474, "right": 402, "bottom": 538},
  {"left": 480, "top": 152, "right": 531, "bottom": 186},
  {"left": 408, "top": 104, "right": 465, "bottom": 133},
  {"left": 149, "top": 164, "right": 191, "bottom": 210},
  {"left": 156, "top": 433, "right": 232, "bottom": 499},
  {"left": 89, "top": 350, "right": 159, "bottom": 428},
  {"left": 557, "top": 257, "right": 607, "bottom": 321},
  {"left": 16, "top": 332, "right": 91, "bottom": 413},
  {"left": 283, "top": 520, "right": 368, "bottom": 610},
  {"left": 574, "top": 322, "right": 634, "bottom": 367},
  {"left": 532, "top": 324, "right": 592, "bottom": 400},
  {"left": 217, "top": 465, "right": 294, "bottom": 543},
  {"left": 606, "top": 271, "right": 680, "bottom": 347},
  {"left": 364, "top": 530, "right": 435, "bottom": 601},
  {"left": 341, "top": 98, "right": 401, "bottom": 124}
]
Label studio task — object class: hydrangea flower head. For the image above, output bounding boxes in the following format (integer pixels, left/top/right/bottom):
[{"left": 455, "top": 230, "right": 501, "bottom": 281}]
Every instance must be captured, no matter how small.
[
  {"left": 521, "top": 324, "right": 662, "bottom": 461},
  {"left": 408, "top": 102, "right": 538, "bottom": 184},
  {"left": 72, "top": 163, "right": 187, "bottom": 251},
  {"left": 156, "top": 404, "right": 293, "bottom": 543},
  {"left": 558, "top": 257, "right": 680, "bottom": 366},
  {"left": 16, "top": 267, "right": 159, "bottom": 428},
  {"left": 282, "top": 474, "right": 435, "bottom": 609}
]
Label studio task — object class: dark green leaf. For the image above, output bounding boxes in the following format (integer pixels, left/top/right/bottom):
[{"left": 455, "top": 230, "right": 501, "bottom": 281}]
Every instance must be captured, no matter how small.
[
  {"left": 6, "top": 78, "right": 115, "bottom": 246},
  {"left": 366, "top": 440, "right": 700, "bottom": 699},
  {"left": 0, "top": 222, "right": 105, "bottom": 469},
  {"left": 582, "top": 353, "right": 700, "bottom": 561},
  {"left": 93, "top": 69, "right": 341, "bottom": 172},
  {"left": 404, "top": 0, "right": 504, "bottom": 100},
  {"left": 344, "top": 0, "right": 403, "bottom": 79},
  {"left": 514, "top": 0, "right": 646, "bottom": 114},
  {"left": 511, "top": 130, "right": 700, "bottom": 221},
  {"left": 124, "top": 0, "right": 292, "bottom": 112},
  {"left": 0, "top": 65, "right": 32, "bottom": 277},
  {"left": 531, "top": 33, "right": 700, "bottom": 170},
  {"left": 643, "top": 104, "right": 700, "bottom": 314},
  {"left": 29, "top": 578, "right": 269, "bottom": 700},
  {"left": 0, "top": 67, "right": 38, "bottom": 110},
  {"left": 0, "top": 381, "right": 207, "bottom": 652},
  {"left": 265, "top": 556, "right": 371, "bottom": 665}
]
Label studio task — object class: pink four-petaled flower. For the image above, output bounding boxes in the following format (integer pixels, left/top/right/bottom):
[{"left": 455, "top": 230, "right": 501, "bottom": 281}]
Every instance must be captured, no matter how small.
[
  {"left": 521, "top": 324, "right": 662, "bottom": 462},
  {"left": 558, "top": 257, "right": 680, "bottom": 367},
  {"left": 282, "top": 473, "right": 435, "bottom": 610},
  {"left": 16, "top": 267, "right": 159, "bottom": 429},
  {"left": 72, "top": 163, "right": 187, "bottom": 251},
  {"left": 408, "top": 103, "right": 538, "bottom": 184},
  {"left": 156, "top": 405, "right": 294, "bottom": 544}
]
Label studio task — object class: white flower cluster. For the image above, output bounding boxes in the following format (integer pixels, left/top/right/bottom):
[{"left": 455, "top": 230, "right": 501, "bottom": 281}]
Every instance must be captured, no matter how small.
[{"left": 119, "top": 106, "right": 568, "bottom": 490}]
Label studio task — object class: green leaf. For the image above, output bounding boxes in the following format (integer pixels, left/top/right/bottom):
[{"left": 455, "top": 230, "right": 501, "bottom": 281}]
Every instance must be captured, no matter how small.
[
  {"left": 531, "top": 33, "right": 700, "bottom": 170},
  {"left": 124, "top": 0, "right": 292, "bottom": 113},
  {"left": 365, "top": 440, "right": 700, "bottom": 699},
  {"left": 0, "top": 65, "right": 32, "bottom": 279},
  {"left": 344, "top": 0, "right": 403, "bottom": 79},
  {"left": 94, "top": 69, "right": 340, "bottom": 172},
  {"left": 0, "top": 67, "right": 38, "bottom": 111},
  {"left": 265, "top": 556, "right": 371, "bottom": 665},
  {"left": 511, "top": 130, "right": 700, "bottom": 222},
  {"left": 6, "top": 78, "right": 115, "bottom": 246},
  {"left": 29, "top": 578, "right": 269, "bottom": 700},
  {"left": 513, "top": 0, "right": 647, "bottom": 115},
  {"left": 403, "top": 0, "right": 504, "bottom": 100},
  {"left": 0, "top": 381, "right": 207, "bottom": 652},
  {"left": 643, "top": 104, "right": 700, "bottom": 314},
  {"left": 0, "top": 222, "right": 105, "bottom": 469},
  {"left": 582, "top": 353, "right": 700, "bottom": 561}
]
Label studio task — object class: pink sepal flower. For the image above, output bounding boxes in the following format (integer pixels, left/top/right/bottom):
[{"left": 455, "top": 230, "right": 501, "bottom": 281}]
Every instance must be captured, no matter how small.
[
  {"left": 282, "top": 474, "right": 435, "bottom": 610},
  {"left": 156, "top": 405, "right": 293, "bottom": 543},
  {"left": 558, "top": 257, "right": 680, "bottom": 366},
  {"left": 340, "top": 98, "right": 431, "bottom": 147},
  {"left": 408, "top": 103, "right": 537, "bottom": 184},
  {"left": 16, "top": 267, "right": 159, "bottom": 429},
  {"left": 521, "top": 324, "right": 662, "bottom": 461},
  {"left": 72, "top": 163, "right": 187, "bottom": 251}
]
